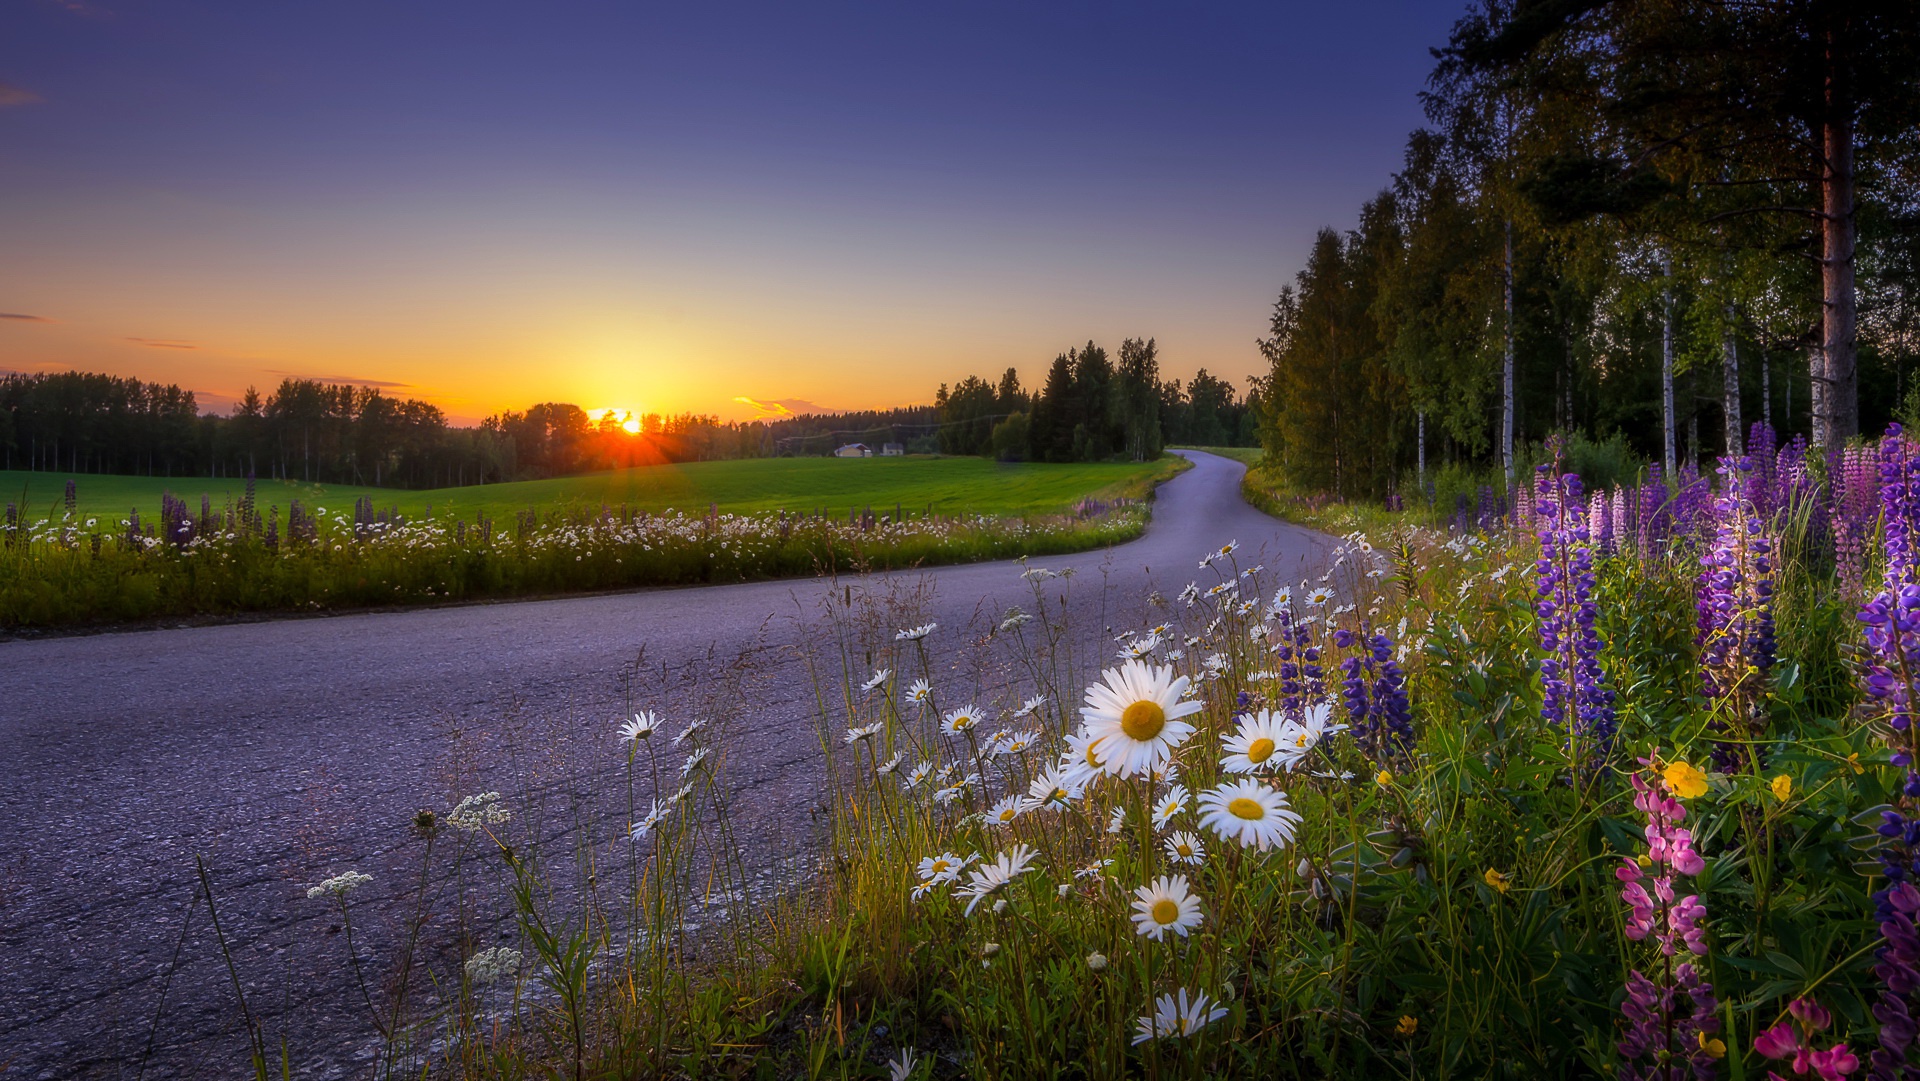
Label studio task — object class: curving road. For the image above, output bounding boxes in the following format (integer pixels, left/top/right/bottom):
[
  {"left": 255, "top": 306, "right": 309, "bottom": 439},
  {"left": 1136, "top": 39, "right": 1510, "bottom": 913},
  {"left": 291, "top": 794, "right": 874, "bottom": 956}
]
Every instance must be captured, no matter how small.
[{"left": 0, "top": 450, "right": 1331, "bottom": 1079}]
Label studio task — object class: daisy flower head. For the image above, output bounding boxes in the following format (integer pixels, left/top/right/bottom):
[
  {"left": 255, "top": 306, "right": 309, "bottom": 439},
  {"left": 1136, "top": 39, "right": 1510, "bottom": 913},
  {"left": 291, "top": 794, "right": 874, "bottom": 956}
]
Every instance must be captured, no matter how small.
[
  {"left": 1075, "top": 858, "right": 1114, "bottom": 879},
  {"left": 1130, "top": 874, "right": 1203, "bottom": 940},
  {"left": 618, "top": 712, "right": 659, "bottom": 744},
  {"left": 1277, "top": 701, "right": 1347, "bottom": 765},
  {"left": 903, "top": 761, "right": 933, "bottom": 788},
  {"left": 1305, "top": 586, "right": 1334, "bottom": 607},
  {"left": 1164, "top": 830, "right": 1206, "bottom": 865},
  {"left": 896, "top": 623, "right": 937, "bottom": 642},
  {"left": 905, "top": 679, "right": 933, "bottom": 707},
  {"left": 1221, "top": 710, "right": 1295, "bottom": 774},
  {"left": 1078, "top": 661, "right": 1202, "bottom": 778},
  {"left": 956, "top": 844, "right": 1039, "bottom": 915},
  {"left": 860, "top": 669, "right": 891, "bottom": 694},
  {"left": 672, "top": 718, "right": 706, "bottom": 746},
  {"left": 1132, "top": 988, "right": 1229, "bottom": 1045},
  {"left": 630, "top": 798, "right": 671, "bottom": 840},
  {"left": 888, "top": 1049, "right": 921, "bottom": 1081},
  {"left": 844, "top": 721, "right": 883, "bottom": 744},
  {"left": 1059, "top": 730, "right": 1109, "bottom": 789},
  {"left": 1024, "top": 766, "right": 1078, "bottom": 811},
  {"left": 999, "top": 728, "right": 1041, "bottom": 756},
  {"left": 876, "top": 752, "right": 904, "bottom": 775},
  {"left": 916, "top": 852, "right": 969, "bottom": 885},
  {"left": 1012, "top": 694, "right": 1048, "bottom": 719},
  {"left": 986, "top": 794, "right": 1023, "bottom": 828},
  {"left": 1107, "top": 804, "right": 1128, "bottom": 834},
  {"left": 679, "top": 747, "right": 709, "bottom": 777},
  {"left": 942, "top": 704, "right": 985, "bottom": 735},
  {"left": 1178, "top": 582, "right": 1202, "bottom": 605},
  {"left": 1198, "top": 779, "right": 1301, "bottom": 851},
  {"left": 1152, "top": 784, "right": 1190, "bottom": 829}
]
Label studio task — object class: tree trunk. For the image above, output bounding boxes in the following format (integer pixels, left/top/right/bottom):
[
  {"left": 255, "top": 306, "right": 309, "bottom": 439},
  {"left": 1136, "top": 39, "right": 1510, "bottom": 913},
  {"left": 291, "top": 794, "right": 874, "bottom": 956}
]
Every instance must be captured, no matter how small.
[
  {"left": 1722, "top": 309, "right": 1742, "bottom": 456},
  {"left": 1821, "top": 29, "right": 1857, "bottom": 445},
  {"left": 1762, "top": 351, "right": 1771, "bottom": 430},
  {"left": 1661, "top": 251, "right": 1676, "bottom": 475},
  {"left": 1503, "top": 220, "right": 1515, "bottom": 485},
  {"left": 1417, "top": 409, "right": 1426, "bottom": 492}
]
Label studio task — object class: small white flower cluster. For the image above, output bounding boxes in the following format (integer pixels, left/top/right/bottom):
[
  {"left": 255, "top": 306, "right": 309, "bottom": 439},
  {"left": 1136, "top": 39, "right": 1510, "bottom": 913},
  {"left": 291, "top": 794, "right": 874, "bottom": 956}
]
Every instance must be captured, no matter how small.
[
  {"left": 446, "top": 792, "right": 511, "bottom": 832},
  {"left": 306, "top": 870, "right": 372, "bottom": 899},
  {"left": 464, "top": 946, "right": 521, "bottom": 986}
]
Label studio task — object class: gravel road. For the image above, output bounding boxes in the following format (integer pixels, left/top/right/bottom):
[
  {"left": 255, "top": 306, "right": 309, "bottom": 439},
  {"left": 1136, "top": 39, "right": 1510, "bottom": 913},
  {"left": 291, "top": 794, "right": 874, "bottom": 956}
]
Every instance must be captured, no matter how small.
[{"left": 0, "top": 450, "right": 1331, "bottom": 1079}]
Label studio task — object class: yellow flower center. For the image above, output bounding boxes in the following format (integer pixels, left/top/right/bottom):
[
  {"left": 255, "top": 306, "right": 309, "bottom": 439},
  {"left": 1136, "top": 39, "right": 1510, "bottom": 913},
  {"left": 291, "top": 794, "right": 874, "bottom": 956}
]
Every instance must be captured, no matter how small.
[
  {"left": 1246, "top": 737, "right": 1276, "bottom": 764},
  {"left": 1121, "top": 700, "right": 1167, "bottom": 741},
  {"left": 1228, "top": 797, "right": 1265, "bottom": 820},
  {"left": 1176, "top": 843, "right": 1193, "bottom": 856},
  {"left": 1151, "top": 898, "right": 1180, "bottom": 925},
  {"left": 998, "top": 809, "right": 1015, "bottom": 821}
]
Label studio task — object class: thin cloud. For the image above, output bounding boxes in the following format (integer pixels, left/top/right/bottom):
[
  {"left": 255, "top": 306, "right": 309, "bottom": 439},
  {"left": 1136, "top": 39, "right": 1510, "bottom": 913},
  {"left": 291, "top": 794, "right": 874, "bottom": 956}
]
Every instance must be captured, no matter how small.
[
  {"left": 0, "top": 312, "right": 54, "bottom": 322},
  {"left": 734, "top": 396, "right": 834, "bottom": 418},
  {"left": 0, "top": 81, "right": 41, "bottom": 108},
  {"left": 263, "top": 370, "right": 412, "bottom": 389},
  {"left": 126, "top": 337, "right": 197, "bottom": 349}
]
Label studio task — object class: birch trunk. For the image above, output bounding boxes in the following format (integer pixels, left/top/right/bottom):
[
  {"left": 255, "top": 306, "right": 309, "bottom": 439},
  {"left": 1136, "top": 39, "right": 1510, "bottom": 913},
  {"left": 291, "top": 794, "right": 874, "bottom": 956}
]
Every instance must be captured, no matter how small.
[
  {"left": 1723, "top": 308, "right": 1742, "bottom": 456},
  {"left": 1503, "top": 220, "right": 1515, "bottom": 485},
  {"left": 1661, "top": 250, "right": 1676, "bottom": 476}
]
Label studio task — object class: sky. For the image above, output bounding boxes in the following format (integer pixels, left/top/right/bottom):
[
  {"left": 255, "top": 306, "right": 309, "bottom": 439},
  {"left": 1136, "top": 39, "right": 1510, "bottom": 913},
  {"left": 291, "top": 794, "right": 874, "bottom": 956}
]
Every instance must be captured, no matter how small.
[{"left": 0, "top": 1, "right": 1464, "bottom": 425}]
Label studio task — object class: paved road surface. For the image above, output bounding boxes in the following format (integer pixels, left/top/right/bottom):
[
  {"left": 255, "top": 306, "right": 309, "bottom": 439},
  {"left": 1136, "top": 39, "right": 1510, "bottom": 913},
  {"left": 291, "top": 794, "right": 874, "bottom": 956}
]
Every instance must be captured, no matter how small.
[{"left": 0, "top": 450, "right": 1331, "bottom": 1079}]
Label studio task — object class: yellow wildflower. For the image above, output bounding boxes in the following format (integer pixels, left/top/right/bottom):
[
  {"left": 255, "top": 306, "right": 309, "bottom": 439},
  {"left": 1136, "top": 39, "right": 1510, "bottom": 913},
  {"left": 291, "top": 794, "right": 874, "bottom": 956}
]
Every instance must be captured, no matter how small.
[
  {"left": 1770, "top": 774, "right": 1792, "bottom": 802},
  {"left": 1662, "top": 760, "right": 1709, "bottom": 799},
  {"left": 1395, "top": 1015, "right": 1418, "bottom": 1036},
  {"left": 1376, "top": 770, "right": 1394, "bottom": 788},
  {"left": 1483, "top": 868, "right": 1511, "bottom": 894},
  {"left": 1848, "top": 752, "right": 1866, "bottom": 775},
  {"left": 1697, "top": 1030, "right": 1726, "bottom": 1058}
]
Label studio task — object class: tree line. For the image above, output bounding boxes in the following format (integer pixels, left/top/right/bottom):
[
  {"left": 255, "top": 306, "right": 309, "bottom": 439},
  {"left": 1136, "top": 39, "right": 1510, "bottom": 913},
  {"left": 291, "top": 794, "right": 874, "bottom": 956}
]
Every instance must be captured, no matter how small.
[
  {"left": 0, "top": 371, "right": 945, "bottom": 487},
  {"left": 1257, "top": 0, "right": 1920, "bottom": 499},
  {"left": 933, "top": 339, "right": 1260, "bottom": 462}
]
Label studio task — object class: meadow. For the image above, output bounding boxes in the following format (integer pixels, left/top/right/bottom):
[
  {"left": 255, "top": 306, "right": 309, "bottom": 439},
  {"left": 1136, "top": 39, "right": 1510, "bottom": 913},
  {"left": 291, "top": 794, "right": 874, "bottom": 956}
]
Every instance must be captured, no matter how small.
[
  {"left": 232, "top": 421, "right": 1920, "bottom": 1079},
  {"left": 0, "top": 456, "right": 1183, "bottom": 628}
]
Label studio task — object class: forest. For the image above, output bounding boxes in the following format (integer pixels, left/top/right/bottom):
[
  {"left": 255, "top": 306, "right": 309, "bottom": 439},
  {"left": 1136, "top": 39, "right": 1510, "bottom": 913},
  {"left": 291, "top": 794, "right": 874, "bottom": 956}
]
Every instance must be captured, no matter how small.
[{"left": 1256, "top": 0, "right": 1920, "bottom": 499}]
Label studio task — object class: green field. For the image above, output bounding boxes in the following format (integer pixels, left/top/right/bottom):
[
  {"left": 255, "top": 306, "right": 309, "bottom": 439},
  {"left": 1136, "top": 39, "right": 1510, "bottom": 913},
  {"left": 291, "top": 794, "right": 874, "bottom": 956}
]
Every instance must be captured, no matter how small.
[{"left": 0, "top": 455, "right": 1185, "bottom": 525}]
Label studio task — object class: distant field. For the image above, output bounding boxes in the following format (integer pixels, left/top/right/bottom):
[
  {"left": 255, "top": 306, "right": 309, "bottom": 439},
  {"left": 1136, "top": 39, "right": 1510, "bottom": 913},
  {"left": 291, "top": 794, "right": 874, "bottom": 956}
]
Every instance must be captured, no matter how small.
[
  {"left": 1176, "top": 445, "right": 1262, "bottom": 467},
  {"left": 0, "top": 455, "right": 1185, "bottom": 525}
]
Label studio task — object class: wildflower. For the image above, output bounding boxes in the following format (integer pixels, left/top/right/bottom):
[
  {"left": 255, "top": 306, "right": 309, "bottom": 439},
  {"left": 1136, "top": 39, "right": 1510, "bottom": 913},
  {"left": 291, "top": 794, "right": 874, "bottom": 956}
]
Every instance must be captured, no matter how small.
[
  {"left": 844, "top": 721, "right": 883, "bottom": 744},
  {"left": 956, "top": 844, "right": 1039, "bottom": 915},
  {"left": 306, "top": 870, "right": 372, "bottom": 899},
  {"left": 1152, "top": 784, "right": 1190, "bottom": 829},
  {"left": 942, "top": 705, "right": 984, "bottom": 734},
  {"left": 906, "top": 679, "right": 933, "bottom": 706},
  {"left": 876, "top": 752, "right": 904, "bottom": 775},
  {"left": 1130, "top": 875, "right": 1204, "bottom": 940},
  {"left": 1107, "top": 805, "right": 1128, "bottom": 834},
  {"left": 1305, "top": 586, "right": 1333, "bottom": 607},
  {"left": 986, "top": 794, "right": 1023, "bottom": 828},
  {"left": 1376, "top": 770, "right": 1393, "bottom": 787},
  {"left": 1196, "top": 780, "right": 1301, "bottom": 851},
  {"left": 1131, "top": 987, "right": 1229, "bottom": 1045},
  {"left": 1396, "top": 1015, "right": 1418, "bottom": 1037},
  {"left": 1697, "top": 1030, "right": 1726, "bottom": 1059},
  {"left": 447, "top": 792, "right": 511, "bottom": 832},
  {"left": 896, "top": 623, "right": 937, "bottom": 641},
  {"left": 1078, "top": 661, "right": 1202, "bottom": 778},
  {"left": 1663, "top": 760, "right": 1709, "bottom": 800},
  {"left": 1164, "top": 830, "right": 1206, "bottom": 865},
  {"left": 672, "top": 718, "right": 705, "bottom": 746},
  {"left": 860, "top": 669, "right": 891, "bottom": 693},
  {"left": 981, "top": 942, "right": 1000, "bottom": 957},
  {"left": 1771, "top": 774, "right": 1792, "bottom": 802},
  {"left": 618, "top": 712, "right": 659, "bottom": 743},
  {"left": 916, "top": 852, "right": 968, "bottom": 885},
  {"left": 1483, "top": 868, "right": 1510, "bottom": 894},
  {"left": 1024, "top": 766, "right": 1077, "bottom": 811},
  {"left": 1012, "top": 694, "right": 1047, "bottom": 719},
  {"left": 904, "top": 761, "right": 933, "bottom": 788},
  {"left": 1000, "top": 729, "right": 1041, "bottom": 756},
  {"left": 1086, "top": 952, "right": 1108, "bottom": 971},
  {"left": 464, "top": 946, "right": 521, "bottom": 986},
  {"left": 679, "top": 747, "right": 709, "bottom": 776},
  {"left": 1221, "top": 710, "right": 1293, "bottom": 774},
  {"left": 1060, "top": 730, "right": 1108, "bottom": 789},
  {"left": 887, "top": 1048, "right": 921, "bottom": 1081},
  {"left": 998, "top": 607, "right": 1032, "bottom": 632},
  {"left": 1277, "top": 702, "right": 1346, "bottom": 764},
  {"left": 630, "top": 798, "right": 671, "bottom": 839},
  {"left": 1533, "top": 464, "right": 1619, "bottom": 757},
  {"left": 1074, "top": 859, "right": 1113, "bottom": 879},
  {"left": 1754, "top": 997, "right": 1855, "bottom": 1078}
]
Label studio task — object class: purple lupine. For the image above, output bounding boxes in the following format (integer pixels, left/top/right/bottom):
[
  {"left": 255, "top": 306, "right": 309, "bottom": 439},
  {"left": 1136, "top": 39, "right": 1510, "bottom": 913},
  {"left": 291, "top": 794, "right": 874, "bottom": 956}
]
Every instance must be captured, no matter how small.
[
  {"left": 1332, "top": 626, "right": 1414, "bottom": 762},
  {"left": 1859, "top": 427, "right": 1920, "bottom": 771},
  {"left": 1534, "top": 463, "right": 1617, "bottom": 760},
  {"left": 1615, "top": 765, "right": 1721, "bottom": 1080},
  {"left": 1591, "top": 490, "right": 1615, "bottom": 556},
  {"left": 1697, "top": 456, "right": 1777, "bottom": 764},
  {"left": 1835, "top": 441, "right": 1882, "bottom": 591}
]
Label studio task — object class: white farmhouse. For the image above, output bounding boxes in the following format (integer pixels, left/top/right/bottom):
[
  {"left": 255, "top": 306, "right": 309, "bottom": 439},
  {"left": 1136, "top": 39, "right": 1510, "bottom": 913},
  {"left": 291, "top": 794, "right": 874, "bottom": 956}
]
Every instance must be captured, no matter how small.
[{"left": 834, "top": 443, "right": 872, "bottom": 458}]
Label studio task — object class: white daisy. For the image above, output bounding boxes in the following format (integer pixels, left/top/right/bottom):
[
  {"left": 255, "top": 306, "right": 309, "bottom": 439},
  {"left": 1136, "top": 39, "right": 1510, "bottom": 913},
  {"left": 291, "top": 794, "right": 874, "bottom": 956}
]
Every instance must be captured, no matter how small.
[
  {"left": 1130, "top": 874, "right": 1203, "bottom": 940},
  {"left": 1305, "top": 586, "right": 1334, "bottom": 607},
  {"left": 1277, "top": 701, "right": 1347, "bottom": 764},
  {"left": 896, "top": 623, "right": 937, "bottom": 641},
  {"left": 673, "top": 718, "right": 706, "bottom": 746},
  {"left": 942, "top": 704, "right": 985, "bottom": 734},
  {"left": 1164, "top": 830, "right": 1206, "bottom": 865},
  {"left": 1011, "top": 694, "right": 1048, "bottom": 719},
  {"left": 1197, "top": 780, "right": 1301, "bottom": 851},
  {"left": 1023, "top": 766, "right": 1078, "bottom": 811},
  {"left": 844, "top": 721, "right": 883, "bottom": 744},
  {"left": 888, "top": 1048, "right": 921, "bottom": 1081},
  {"left": 998, "top": 728, "right": 1041, "bottom": 756},
  {"left": 1220, "top": 710, "right": 1294, "bottom": 774},
  {"left": 1214, "top": 540, "right": 1239, "bottom": 559},
  {"left": 1077, "top": 661, "right": 1203, "bottom": 778},
  {"left": 905, "top": 679, "right": 933, "bottom": 706},
  {"left": 876, "top": 752, "right": 904, "bottom": 775},
  {"left": 1151, "top": 784, "right": 1190, "bottom": 829},
  {"left": 679, "top": 747, "right": 709, "bottom": 777},
  {"left": 1178, "top": 582, "right": 1201, "bottom": 605},
  {"left": 956, "top": 844, "right": 1039, "bottom": 915},
  {"left": 1131, "top": 987, "right": 1229, "bottom": 1045},
  {"left": 1059, "top": 731, "right": 1109, "bottom": 790},
  {"left": 629, "top": 798, "right": 671, "bottom": 839},
  {"left": 1074, "top": 858, "right": 1113, "bottom": 879},
  {"left": 986, "top": 794, "right": 1023, "bottom": 828},
  {"left": 916, "top": 852, "right": 969, "bottom": 885},
  {"left": 618, "top": 712, "right": 659, "bottom": 744},
  {"left": 904, "top": 761, "right": 934, "bottom": 788},
  {"left": 860, "top": 669, "right": 891, "bottom": 693}
]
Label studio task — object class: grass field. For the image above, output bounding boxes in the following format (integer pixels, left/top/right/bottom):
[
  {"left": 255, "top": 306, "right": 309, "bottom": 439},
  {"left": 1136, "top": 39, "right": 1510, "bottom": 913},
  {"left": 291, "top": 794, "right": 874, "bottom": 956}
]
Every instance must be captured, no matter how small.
[{"left": 0, "top": 456, "right": 1183, "bottom": 526}]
